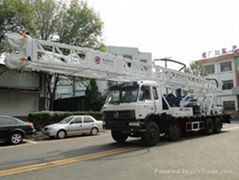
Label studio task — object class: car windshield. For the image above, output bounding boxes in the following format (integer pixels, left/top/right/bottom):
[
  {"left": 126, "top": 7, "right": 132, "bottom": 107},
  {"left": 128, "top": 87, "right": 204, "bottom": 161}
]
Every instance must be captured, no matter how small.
[
  {"left": 59, "top": 116, "right": 74, "bottom": 124},
  {"left": 106, "top": 82, "right": 139, "bottom": 104}
]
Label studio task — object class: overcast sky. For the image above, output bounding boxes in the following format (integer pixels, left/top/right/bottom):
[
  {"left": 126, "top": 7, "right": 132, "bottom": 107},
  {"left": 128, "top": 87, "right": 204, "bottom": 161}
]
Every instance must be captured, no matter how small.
[{"left": 86, "top": 0, "right": 239, "bottom": 65}]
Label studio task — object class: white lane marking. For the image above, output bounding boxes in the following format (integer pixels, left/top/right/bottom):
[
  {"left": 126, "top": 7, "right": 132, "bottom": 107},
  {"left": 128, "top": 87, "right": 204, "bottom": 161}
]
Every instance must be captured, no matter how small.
[
  {"left": 24, "top": 139, "right": 38, "bottom": 144},
  {"left": 223, "top": 127, "right": 239, "bottom": 131}
]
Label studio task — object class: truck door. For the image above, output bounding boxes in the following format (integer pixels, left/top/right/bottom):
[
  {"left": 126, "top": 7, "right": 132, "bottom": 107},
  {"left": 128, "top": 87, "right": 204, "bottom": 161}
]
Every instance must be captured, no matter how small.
[
  {"left": 138, "top": 85, "right": 155, "bottom": 118},
  {"left": 152, "top": 86, "right": 162, "bottom": 113}
]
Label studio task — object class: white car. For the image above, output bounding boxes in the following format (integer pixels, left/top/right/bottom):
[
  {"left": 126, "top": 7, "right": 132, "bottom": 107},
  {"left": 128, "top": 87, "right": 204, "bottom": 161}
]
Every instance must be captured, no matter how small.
[{"left": 42, "top": 115, "right": 103, "bottom": 139}]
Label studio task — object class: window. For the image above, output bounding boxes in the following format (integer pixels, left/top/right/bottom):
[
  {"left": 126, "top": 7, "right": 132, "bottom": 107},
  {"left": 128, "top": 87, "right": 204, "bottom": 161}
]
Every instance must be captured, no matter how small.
[
  {"left": 0, "top": 117, "right": 17, "bottom": 125},
  {"left": 0, "top": 117, "right": 9, "bottom": 125},
  {"left": 223, "top": 101, "right": 235, "bottom": 111},
  {"left": 152, "top": 87, "right": 159, "bottom": 100},
  {"left": 222, "top": 80, "right": 234, "bottom": 90},
  {"left": 139, "top": 86, "right": 151, "bottom": 101},
  {"left": 123, "top": 55, "right": 132, "bottom": 60},
  {"left": 220, "top": 61, "right": 232, "bottom": 72},
  {"left": 162, "top": 97, "right": 169, "bottom": 110},
  {"left": 72, "top": 117, "right": 82, "bottom": 124},
  {"left": 205, "top": 64, "right": 215, "bottom": 74},
  {"left": 84, "top": 117, "right": 94, "bottom": 123},
  {"left": 140, "top": 59, "right": 147, "bottom": 63}
]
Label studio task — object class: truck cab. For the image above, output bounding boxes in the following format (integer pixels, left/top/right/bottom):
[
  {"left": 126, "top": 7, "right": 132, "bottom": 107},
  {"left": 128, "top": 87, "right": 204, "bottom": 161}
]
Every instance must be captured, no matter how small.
[{"left": 102, "top": 81, "right": 162, "bottom": 133}]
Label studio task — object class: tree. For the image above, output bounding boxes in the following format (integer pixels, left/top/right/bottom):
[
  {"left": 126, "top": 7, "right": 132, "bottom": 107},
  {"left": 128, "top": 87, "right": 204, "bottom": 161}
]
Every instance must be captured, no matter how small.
[
  {"left": 0, "top": 0, "right": 34, "bottom": 52},
  {"left": 32, "top": 0, "right": 104, "bottom": 110},
  {"left": 32, "top": 0, "right": 63, "bottom": 40},
  {"left": 0, "top": 0, "right": 105, "bottom": 110},
  {"left": 84, "top": 79, "right": 105, "bottom": 111},
  {"left": 57, "top": 0, "right": 104, "bottom": 49},
  {"left": 184, "top": 61, "right": 207, "bottom": 76}
]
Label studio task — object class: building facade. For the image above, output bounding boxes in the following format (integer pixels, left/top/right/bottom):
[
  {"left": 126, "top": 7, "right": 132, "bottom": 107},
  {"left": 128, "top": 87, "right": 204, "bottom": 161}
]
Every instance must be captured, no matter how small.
[
  {"left": 0, "top": 64, "right": 42, "bottom": 117},
  {"left": 198, "top": 50, "right": 239, "bottom": 114},
  {"left": 96, "top": 46, "right": 152, "bottom": 94},
  {"left": 106, "top": 46, "right": 152, "bottom": 64},
  {"left": 56, "top": 78, "right": 86, "bottom": 99}
]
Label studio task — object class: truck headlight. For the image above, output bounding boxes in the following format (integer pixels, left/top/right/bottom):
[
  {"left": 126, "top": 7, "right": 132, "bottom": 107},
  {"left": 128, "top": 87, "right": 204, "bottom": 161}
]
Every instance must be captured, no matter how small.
[{"left": 129, "top": 122, "right": 140, "bottom": 126}]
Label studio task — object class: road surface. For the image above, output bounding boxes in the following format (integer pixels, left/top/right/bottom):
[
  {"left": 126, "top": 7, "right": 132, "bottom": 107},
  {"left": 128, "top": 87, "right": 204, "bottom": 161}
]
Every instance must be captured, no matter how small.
[{"left": 0, "top": 121, "right": 238, "bottom": 180}]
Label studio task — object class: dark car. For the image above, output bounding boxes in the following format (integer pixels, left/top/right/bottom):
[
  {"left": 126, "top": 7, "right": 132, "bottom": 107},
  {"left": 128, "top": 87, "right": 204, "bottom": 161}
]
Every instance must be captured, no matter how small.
[{"left": 0, "top": 116, "right": 35, "bottom": 145}]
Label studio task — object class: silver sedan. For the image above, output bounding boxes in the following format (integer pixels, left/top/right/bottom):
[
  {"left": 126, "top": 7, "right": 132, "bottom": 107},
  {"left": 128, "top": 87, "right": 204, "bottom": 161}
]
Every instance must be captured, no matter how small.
[{"left": 42, "top": 115, "right": 103, "bottom": 139}]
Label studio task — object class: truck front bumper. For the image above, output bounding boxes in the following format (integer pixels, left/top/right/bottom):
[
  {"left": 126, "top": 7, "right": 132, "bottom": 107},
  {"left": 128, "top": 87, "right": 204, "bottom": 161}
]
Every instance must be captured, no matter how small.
[{"left": 104, "top": 120, "right": 144, "bottom": 133}]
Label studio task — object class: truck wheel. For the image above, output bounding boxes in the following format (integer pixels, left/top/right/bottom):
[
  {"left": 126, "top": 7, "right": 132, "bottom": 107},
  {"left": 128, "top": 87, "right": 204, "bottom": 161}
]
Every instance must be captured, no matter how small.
[
  {"left": 214, "top": 117, "right": 222, "bottom": 133},
  {"left": 168, "top": 121, "right": 182, "bottom": 141},
  {"left": 142, "top": 122, "right": 159, "bottom": 146},
  {"left": 111, "top": 130, "right": 128, "bottom": 143},
  {"left": 203, "top": 118, "right": 214, "bottom": 135}
]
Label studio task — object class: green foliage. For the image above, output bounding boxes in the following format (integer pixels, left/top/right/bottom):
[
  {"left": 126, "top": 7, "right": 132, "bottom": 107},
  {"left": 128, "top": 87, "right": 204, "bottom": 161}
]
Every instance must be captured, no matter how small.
[
  {"left": 28, "top": 111, "right": 103, "bottom": 130},
  {"left": 0, "top": 0, "right": 34, "bottom": 52},
  {"left": 0, "top": 0, "right": 104, "bottom": 50},
  {"left": 84, "top": 79, "right": 106, "bottom": 111},
  {"left": 58, "top": 0, "right": 104, "bottom": 49},
  {"left": 184, "top": 61, "right": 207, "bottom": 76},
  {"left": 32, "top": 0, "right": 63, "bottom": 40}
]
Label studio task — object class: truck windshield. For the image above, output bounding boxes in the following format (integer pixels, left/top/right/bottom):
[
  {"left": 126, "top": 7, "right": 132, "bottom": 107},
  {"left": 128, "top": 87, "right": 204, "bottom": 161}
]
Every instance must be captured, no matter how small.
[{"left": 106, "top": 83, "right": 139, "bottom": 104}]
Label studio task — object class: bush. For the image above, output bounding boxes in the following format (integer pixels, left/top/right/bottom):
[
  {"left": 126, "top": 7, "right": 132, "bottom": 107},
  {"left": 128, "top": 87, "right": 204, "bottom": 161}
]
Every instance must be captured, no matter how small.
[{"left": 28, "top": 111, "right": 103, "bottom": 130}]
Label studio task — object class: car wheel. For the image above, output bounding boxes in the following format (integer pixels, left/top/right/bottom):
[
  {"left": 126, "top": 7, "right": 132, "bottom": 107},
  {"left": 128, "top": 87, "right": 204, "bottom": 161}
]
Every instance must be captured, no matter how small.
[
  {"left": 10, "top": 132, "right": 23, "bottom": 145},
  {"left": 91, "top": 127, "right": 99, "bottom": 135},
  {"left": 57, "top": 130, "right": 66, "bottom": 139}
]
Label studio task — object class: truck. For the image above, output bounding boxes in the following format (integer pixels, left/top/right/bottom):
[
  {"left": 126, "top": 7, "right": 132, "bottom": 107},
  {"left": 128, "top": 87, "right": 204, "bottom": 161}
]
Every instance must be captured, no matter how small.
[{"left": 4, "top": 32, "right": 231, "bottom": 146}]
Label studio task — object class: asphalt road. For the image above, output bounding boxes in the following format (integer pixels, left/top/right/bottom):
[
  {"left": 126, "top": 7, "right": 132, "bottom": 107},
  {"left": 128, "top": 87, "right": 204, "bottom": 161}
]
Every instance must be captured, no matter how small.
[{"left": 0, "top": 121, "right": 239, "bottom": 180}]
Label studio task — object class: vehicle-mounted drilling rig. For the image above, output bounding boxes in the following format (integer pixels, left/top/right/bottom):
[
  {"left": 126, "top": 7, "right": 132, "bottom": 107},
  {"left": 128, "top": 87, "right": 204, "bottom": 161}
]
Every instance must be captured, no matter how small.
[{"left": 4, "top": 33, "right": 231, "bottom": 145}]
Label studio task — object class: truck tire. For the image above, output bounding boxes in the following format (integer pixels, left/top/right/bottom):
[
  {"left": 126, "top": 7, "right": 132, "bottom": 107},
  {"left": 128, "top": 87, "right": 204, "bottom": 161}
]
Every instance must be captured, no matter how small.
[
  {"left": 203, "top": 118, "right": 214, "bottom": 135},
  {"left": 142, "top": 122, "right": 159, "bottom": 146},
  {"left": 214, "top": 117, "right": 222, "bottom": 133},
  {"left": 111, "top": 130, "right": 128, "bottom": 143},
  {"left": 168, "top": 121, "right": 182, "bottom": 141}
]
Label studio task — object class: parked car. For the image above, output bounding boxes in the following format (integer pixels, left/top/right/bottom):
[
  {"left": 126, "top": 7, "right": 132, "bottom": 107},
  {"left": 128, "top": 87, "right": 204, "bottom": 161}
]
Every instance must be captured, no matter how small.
[
  {"left": 42, "top": 115, "right": 103, "bottom": 139},
  {"left": 0, "top": 116, "right": 35, "bottom": 145}
]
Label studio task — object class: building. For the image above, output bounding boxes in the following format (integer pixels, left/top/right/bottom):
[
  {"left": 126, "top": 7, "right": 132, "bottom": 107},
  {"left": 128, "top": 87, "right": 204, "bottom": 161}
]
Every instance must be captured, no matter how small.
[
  {"left": 106, "top": 46, "right": 152, "bottom": 64},
  {"left": 96, "top": 46, "right": 152, "bottom": 94},
  {"left": 198, "top": 50, "right": 239, "bottom": 115},
  {"left": 0, "top": 64, "right": 44, "bottom": 118},
  {"left": 56, "top": 78, "right": 86, "bottom": 99}
]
